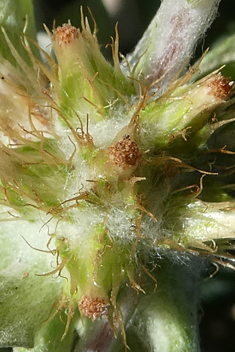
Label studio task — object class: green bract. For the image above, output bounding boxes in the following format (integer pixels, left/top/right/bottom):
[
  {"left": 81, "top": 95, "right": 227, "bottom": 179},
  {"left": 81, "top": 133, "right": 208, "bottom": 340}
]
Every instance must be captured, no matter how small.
[{"left": 0, "top": 0, "right": 235, "bottom": 351}]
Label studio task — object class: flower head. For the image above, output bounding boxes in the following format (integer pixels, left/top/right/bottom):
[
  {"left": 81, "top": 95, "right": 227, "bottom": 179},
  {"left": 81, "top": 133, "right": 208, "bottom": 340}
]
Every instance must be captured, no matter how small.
[{"left": 1, "top": 1, "right": 235, "bottom": 351}]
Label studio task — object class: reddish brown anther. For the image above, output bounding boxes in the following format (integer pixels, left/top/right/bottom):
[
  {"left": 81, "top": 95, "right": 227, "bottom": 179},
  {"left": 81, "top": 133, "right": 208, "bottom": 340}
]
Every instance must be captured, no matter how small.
[
  {"left": 53, "top": 23, "right": 79, "bottom": 46},
  {"left": 79, "top": 296, "right": 108, "bottom": 321},
  {"left": 208, "top": 75, "right": 233, "bottom": 100}
]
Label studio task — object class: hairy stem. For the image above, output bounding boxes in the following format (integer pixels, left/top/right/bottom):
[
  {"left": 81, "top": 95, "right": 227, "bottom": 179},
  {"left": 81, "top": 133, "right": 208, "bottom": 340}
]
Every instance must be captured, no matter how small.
[{"left": 126, "top": 0, "right": 221, "bottom": 94}]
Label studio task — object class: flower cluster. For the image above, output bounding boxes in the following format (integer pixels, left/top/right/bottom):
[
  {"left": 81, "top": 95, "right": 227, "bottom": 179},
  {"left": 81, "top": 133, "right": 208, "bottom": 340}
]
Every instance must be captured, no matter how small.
[{"left": 1, "top": 1, "right": 235, "bottom": 351}]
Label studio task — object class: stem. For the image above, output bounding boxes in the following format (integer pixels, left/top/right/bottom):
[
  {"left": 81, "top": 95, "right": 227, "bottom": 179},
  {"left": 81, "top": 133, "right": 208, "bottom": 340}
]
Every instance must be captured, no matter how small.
[{"left": 126, "top": 0, "right": 221, "bottom": 94}]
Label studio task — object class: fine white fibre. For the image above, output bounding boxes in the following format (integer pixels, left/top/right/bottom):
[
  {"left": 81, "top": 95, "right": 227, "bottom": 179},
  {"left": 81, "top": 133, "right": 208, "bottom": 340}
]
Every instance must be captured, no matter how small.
[
  {"left": 126, "top": 0, "right": 221, "bottom": 94},
  {"left": 54, "top": 96, "right": 135, "bottom": 153},
  {"left": 55, "top": 205, "right": 105, "bottom": 245}
]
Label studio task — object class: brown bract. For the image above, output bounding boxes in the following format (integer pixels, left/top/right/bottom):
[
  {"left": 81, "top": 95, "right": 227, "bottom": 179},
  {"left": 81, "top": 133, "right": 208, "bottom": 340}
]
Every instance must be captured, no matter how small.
[
  {"left": 79, "top": 296, "right": 108, "bottom": 321},
  {"left": 108, "top": 135, "right": 140, "bottom": 169},
  {"left": 53, "top": 23, "right": 79, "bottom": 46},
  {"left": 207, "top": 75, "right": 233, "bottom": 100}
]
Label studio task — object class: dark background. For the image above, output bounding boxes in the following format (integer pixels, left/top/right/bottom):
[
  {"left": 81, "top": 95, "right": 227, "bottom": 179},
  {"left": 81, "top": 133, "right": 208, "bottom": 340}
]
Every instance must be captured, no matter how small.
[
  {"left": 34, "top": 0, "right": 235, "bottom": 58},
  {"left": 2, "top": 1, "right": 235, "bottom": 351}
]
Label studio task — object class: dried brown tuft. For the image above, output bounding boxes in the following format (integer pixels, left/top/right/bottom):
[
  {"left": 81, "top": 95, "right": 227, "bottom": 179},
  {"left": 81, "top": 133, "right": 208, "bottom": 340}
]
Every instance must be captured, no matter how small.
[
  {"left": 208, "top": 75, "right": 233, "bottom": 100},
  {"left": 108, "top": 135, "right": 140, "bottom": 169},
  {"left": 53, "top": 24, "right": 79, "bottom": 46},
  {"left": 79, "top": 296, "right": 108, "bottom": 321}
]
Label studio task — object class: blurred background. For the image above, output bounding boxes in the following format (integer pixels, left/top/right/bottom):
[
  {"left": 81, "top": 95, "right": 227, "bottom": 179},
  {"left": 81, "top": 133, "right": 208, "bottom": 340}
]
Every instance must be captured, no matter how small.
[{"left": 2, "top": 1, "right": 235, "bottom": 351}]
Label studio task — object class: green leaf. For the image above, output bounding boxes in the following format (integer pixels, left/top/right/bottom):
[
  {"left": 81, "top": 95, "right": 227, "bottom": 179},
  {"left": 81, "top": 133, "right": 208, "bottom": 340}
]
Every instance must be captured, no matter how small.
[
  {"left": 194, "top": 33, "right": 235, "bottom": 80},
  {"left": 0, "top": 0, "right": 37, "bottom": 64},
  {"left": 14, "top": 311, "right": 78, "bottom": 352},
  {"left": 0, "top": 216, "right": 63, "bottom": 347}
]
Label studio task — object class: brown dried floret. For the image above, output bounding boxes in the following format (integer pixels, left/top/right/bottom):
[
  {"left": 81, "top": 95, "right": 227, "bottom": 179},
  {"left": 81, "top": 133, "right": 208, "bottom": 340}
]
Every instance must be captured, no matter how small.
[
  {"left": 108, "top": 135, "right": 140, "bottom": 169},
  {"left": 207, "top": 74, "right": 233, "bottom": 100},
  {"left": 79, "top": 296, "right": 108, "bottom": 321},
  {"left": 53, "top": 23, "right": 79, "bottom": 46}
]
